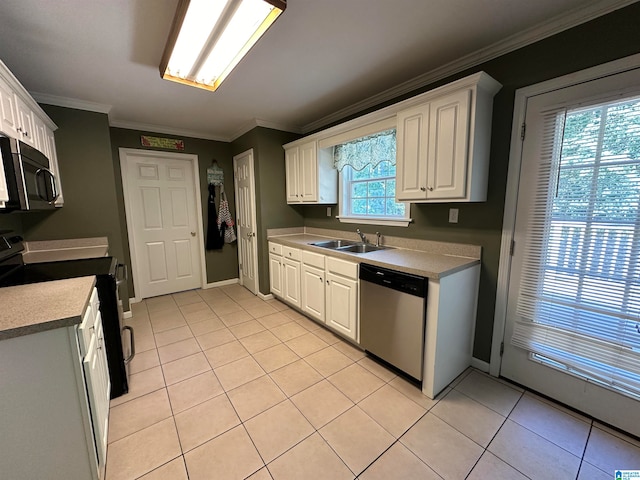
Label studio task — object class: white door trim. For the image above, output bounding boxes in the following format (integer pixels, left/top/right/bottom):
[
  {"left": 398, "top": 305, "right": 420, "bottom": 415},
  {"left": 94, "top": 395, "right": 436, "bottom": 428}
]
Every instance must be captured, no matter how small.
[
  {"left": 490, "top": 52, "right": 640, "bottom": 376},
  {"left": 119, "top": 148, "right": 207, "bottom": 302},
  {"left": 233, "top": 149, "right": 259, "bottom": 294}
]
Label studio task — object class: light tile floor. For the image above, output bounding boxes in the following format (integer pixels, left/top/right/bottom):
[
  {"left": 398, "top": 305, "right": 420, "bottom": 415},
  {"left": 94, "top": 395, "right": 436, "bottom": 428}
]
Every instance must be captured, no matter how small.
[{"left": 105, "top": 285, "right": 640, "bottom": 480}]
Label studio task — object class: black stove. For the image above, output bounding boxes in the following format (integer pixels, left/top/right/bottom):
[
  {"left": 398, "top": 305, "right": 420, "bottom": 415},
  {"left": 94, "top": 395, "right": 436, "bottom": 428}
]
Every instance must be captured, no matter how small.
[{"left": 0, "top": 232, "right": 133, "bottom": 398}]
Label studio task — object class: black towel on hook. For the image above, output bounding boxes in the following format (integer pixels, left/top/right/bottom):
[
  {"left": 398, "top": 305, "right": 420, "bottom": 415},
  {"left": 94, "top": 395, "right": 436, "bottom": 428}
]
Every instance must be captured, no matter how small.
[{"left": 206, "top": 184, "right": 224, "bottom": 250}]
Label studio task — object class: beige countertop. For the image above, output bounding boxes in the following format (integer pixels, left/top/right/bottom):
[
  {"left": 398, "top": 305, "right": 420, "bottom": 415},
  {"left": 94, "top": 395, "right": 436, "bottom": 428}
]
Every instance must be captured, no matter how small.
[
  {"left": 22, "top": 237, "right": 109, "bottom": 264},
  {"left": 267, "top": 233, "right": 480, "bottom": 279},
  {"left": 0, "top": 277, "right": 95, "bottom": 340}
]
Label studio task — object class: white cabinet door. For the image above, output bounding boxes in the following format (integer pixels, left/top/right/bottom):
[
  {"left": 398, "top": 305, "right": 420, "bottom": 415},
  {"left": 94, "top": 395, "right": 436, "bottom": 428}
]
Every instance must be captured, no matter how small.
[
  {"left": 426, "top": 88, "right": 471, "bottom": 200},
  {"left": 301, "top": 263, "right": 325, "bottom": 321},
  {"left": 0, "top": 76, "right": 19, "bottom": 138},
  {"left": 32, "top": 114, "right": 47, "bottom": 155},
  {"left": 269, "top": 253, "right": 283, "bottom": 297},
  {"left": 396, "top": 103, "right": 430, "bottom": 201},
  {"left": 285, "top": 147, "right": 300, "bottom": 202},
  {"left": 299, "top": 141, "right": 317, "bottom": 202},
  {"left": 282, "top": 257, "right": 301, "bottom": 308},
  {"left": 14, "top": 95, "right": 36, "bottom": 147},
  {"left": 325, "top": 272, "right": 357, "bottom": 341},
  {"left": 83, "top": 313, "right": 110, "bottom": 474}
]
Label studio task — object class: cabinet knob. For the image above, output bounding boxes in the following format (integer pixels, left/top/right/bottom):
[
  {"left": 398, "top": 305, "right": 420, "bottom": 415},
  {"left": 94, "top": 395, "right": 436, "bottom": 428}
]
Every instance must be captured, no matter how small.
[
  {"left": 319, "top": 277, "right": 323, "bottom": 282},
  {"left": 326, "top": 280, "right": 329, "bottom": 285},
  {"left": 420, "top": 187, "right": 426, "bottom": 191},
  {"left": 191, "top": 231, "right": 196, "bottom": 237},
  {"left": 428, "top": 186, "right": 434, "bottom": 191}
]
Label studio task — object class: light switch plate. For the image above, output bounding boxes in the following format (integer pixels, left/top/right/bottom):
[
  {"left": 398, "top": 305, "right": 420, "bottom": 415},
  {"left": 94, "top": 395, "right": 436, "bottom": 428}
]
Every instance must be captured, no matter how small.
[
  {"left": 449, "top": 208, "right": 459, "bottom": 223},
  {"left": 327, "top": 207, "right": 332, "bottom": 217}
]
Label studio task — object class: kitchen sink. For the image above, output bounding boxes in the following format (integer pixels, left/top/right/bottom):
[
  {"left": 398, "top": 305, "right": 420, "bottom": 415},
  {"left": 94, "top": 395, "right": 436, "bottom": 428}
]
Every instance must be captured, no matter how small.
[
  {"left": 310, "top": 239, "right": 358, "bottom": 249},
  {"left": 337, "top": 243, "right": 392, "bottom": 253}
]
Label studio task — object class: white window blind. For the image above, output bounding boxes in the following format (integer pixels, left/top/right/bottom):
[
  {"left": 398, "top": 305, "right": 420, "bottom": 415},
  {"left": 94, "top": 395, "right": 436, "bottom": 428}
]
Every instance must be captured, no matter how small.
[{"left": 512, "top": 96, "right": 640, "bottom": 398}]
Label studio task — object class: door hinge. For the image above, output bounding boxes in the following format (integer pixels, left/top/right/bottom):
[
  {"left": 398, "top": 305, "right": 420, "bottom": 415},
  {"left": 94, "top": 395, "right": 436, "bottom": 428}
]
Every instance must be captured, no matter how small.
[
  {"left": 520, "top": 122, "right": 526, "bottom": 141},
  {"left": 500, "top": 341, "right": 505, "bottom": 356},
  {"left": 509, "top": 239, "right": 515, "bottom": 256}
]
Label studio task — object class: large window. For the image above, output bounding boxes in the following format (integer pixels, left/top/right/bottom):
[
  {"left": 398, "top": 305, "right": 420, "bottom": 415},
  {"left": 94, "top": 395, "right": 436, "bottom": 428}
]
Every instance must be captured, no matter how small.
[
  {"left": 513, "top": 95, "right": 640, "bottom": 398},
  {"left": 333, "top": 128, "right": 409, "bottom": 226}
]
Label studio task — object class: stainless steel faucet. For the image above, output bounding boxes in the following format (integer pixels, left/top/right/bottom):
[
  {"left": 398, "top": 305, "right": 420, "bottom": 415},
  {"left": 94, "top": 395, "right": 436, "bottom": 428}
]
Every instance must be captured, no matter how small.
[
  {"left": 375, "top": 232, "right": 381, "bottom": 247},
  {"left": 356, "top": 228, "right": 367, "bottom": 244}
]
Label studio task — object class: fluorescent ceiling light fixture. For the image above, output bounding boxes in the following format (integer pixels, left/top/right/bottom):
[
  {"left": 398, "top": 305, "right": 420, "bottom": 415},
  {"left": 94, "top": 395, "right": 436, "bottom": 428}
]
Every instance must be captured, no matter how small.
[{"left": 160, "top": 0, "right": 286, "bottom": 92}]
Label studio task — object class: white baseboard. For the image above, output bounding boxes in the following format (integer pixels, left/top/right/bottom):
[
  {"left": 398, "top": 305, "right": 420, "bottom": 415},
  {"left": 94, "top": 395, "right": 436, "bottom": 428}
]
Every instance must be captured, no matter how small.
[
  {"left": 129, "top": 297, "right": 142, "bottom": 304},
  {"left": 471, "top": 357, "right": 491, "bottom": 373},
  {"left": 123, "top": 311, "right": 132, "bottom": 319},
  {"left": 204, "top": 278, "right": 239, "bottom": 289},
  {"left": 258, "top": 292, "right": 274, "bottom": 301}
]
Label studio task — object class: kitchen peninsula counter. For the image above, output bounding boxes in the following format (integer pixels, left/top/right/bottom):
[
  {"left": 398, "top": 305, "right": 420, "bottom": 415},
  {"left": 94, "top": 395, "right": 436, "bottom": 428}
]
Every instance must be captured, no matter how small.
[{"left": 0, "top": 276, "right": 95, "bottom": 340}]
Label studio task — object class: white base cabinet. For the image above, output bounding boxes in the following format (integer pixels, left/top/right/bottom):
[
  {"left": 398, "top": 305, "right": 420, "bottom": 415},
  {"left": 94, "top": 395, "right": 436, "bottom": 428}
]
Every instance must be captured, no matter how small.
[
  {"left": 301, "top": 250, "right": 326, "bottom": 322},
  {"left": 269, "top": 244, "right": 359, "bottom": 342},
  {"left": 282, "top": 246, "right": 302, "bottom": 309},
  {"left": 0, "top": 287, "right": 109, "bottom": 480}
]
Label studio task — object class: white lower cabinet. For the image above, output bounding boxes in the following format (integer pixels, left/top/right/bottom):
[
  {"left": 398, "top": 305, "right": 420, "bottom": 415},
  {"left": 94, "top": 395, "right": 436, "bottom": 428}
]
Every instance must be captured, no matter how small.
[
  {"left": 269, "top": 253, "right": 283, "bottom": 298},
  {"left": 269, "top": 243, "right": 359, "bottom": 342},
  {"left": 301, "top": 251, "right": 326, "bottom": 322},
  {"left": 282, "top": 246, "right": 302, "bottom": 308},
  {"left": 0, "top": 286, "right": 110, "bottom": 480},
  {"left": 325, "top": 257, "right": 358, "bottom": 341}
]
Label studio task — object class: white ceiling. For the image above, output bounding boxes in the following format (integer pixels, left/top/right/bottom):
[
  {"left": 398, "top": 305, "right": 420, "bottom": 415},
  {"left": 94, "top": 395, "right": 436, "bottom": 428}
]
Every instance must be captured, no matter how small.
[{"left": 0, "top": 0, "right": 634, "bottom": 141}]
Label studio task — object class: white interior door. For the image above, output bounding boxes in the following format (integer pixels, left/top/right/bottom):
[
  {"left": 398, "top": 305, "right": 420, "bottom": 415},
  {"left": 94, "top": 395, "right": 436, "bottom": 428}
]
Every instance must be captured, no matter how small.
[
  {"left": 233, "top": 149, "right": 258, "bottom": 294},
  {"left": 501, "top": 66, "right": 640, "bottom": 436},
  {"left": 121, "top": 149, "right": 204, "bottom": 299}
]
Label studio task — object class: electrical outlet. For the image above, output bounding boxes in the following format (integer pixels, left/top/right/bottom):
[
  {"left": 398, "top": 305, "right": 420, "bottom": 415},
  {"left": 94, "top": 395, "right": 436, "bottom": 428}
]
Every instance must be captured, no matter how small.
[
  {"left": 326, "top": 206, "right": 332, "bottom": 217},
  {"left": 449, "top": 208, "right": 459, "bottom": 223}
]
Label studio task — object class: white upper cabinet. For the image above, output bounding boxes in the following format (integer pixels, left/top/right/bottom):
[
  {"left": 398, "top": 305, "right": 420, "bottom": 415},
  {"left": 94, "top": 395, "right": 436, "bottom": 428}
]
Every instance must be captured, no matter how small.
[
  {"left": 284, "top": 140, "right": 337, "bottom": 204},
  {"left": 15, "top": 95, "right": 37, "bottom": 147},
  {"left": 0, "top": 76, "right": 19, "bottom": 138},
  {"left": 396, "top": 72, "right": 501, "bottom": 202},
  {"left": 0, "top": 59, "right": 63, "bottom": 207}
]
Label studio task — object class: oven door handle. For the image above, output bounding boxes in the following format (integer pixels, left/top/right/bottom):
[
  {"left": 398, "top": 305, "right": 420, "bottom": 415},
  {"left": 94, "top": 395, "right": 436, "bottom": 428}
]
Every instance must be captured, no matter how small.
[
  {"left": 122, "top": 325, "right": 135, "bottom": 364},
  {"left": 116, "top": 263, "right": 128, "bottom": 286}
]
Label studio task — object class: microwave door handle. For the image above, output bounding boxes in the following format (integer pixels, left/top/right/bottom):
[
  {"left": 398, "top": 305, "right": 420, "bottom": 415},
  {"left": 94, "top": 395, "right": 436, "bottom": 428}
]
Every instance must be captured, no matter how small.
[
  {"left": 35, "top": 169, "right": 58, "bottom": 203},
  {"left": 48, "top": 171, "right": 59, "bottom": 203},
  {"left": 34, "top": 168, "right": 46, "bottom": 201}
]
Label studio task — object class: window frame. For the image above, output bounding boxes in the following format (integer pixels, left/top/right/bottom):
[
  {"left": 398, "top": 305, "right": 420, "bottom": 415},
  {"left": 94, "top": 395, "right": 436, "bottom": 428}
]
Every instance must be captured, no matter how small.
[{"left": 337, "top": 162, "right": 411, "bottom": 227}]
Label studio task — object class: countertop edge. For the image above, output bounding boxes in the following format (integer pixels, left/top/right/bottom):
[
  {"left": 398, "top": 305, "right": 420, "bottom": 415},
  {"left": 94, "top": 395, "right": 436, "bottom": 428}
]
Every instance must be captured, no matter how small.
[
  {"left": 267, "top": 234, "right": 480, "bottom": 279},
  {"left": 0, "top": 276, "right": 96, "bottom": 341}
]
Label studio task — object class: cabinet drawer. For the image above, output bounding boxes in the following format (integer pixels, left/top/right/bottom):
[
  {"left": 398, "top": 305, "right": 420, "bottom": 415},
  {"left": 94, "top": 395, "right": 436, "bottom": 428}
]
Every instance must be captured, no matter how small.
[
  {"left": 268, "top": 242, "right": 282, "bottom": 255},
  {"left": 326, "top": 257, "right": 358, "bottom": 279},
  {"left": 282, "top": 246, "right": 301, "bottom": 261},
  {"left": 302, "top": 250, "right": 325, "bottom": 269}
]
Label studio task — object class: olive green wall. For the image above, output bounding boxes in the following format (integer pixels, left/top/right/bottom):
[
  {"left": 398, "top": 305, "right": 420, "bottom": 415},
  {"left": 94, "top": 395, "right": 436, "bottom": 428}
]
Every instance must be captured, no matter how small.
[
  {"left": 231, "top": 127, "right": 303, "bottom": 294},
  {"left": 301, "top": 3, "right": 640, "bottom": 362},
  {"left": 109, "top": 127, "right": 236, "bottom": 296}
]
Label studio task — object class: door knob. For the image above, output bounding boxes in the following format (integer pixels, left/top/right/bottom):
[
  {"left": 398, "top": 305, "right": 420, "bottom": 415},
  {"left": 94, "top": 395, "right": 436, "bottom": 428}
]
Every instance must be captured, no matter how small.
[{"left": 190, "top": 232, "right": 196, "bottom": 237}]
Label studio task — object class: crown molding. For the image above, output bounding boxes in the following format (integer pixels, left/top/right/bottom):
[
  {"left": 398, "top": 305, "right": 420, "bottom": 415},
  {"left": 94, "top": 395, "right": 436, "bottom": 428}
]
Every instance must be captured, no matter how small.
[
  {"left": 108, "top": 119, "right": 229, "bottom": 142},
  {"left": 301, "top": 0, "right": 636, "bottom": 133},
  {"left": 230, "top": 118, "right": 303, "bottom": 141},
  {"left": 31, "top": 92, "right": 112, "bottom": 114}
]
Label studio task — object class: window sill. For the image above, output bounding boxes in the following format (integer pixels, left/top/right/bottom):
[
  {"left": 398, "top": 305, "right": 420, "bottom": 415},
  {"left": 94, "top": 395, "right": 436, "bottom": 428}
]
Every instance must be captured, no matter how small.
[{"left": 336, "top": 216, "right": 412, "bottom": 227}]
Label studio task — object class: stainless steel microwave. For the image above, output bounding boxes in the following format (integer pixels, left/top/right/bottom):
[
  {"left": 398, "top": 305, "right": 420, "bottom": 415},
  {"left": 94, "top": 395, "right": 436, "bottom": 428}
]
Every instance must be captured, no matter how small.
[{"left": 0, "top": 135, "right": 58, "bottom": 211}]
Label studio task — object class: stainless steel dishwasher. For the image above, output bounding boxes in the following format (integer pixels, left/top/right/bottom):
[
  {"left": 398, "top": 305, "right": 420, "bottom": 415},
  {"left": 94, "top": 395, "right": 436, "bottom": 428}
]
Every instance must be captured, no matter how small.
[{"left": 359, "top": 263, "right": 428, "bottom": 382}]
